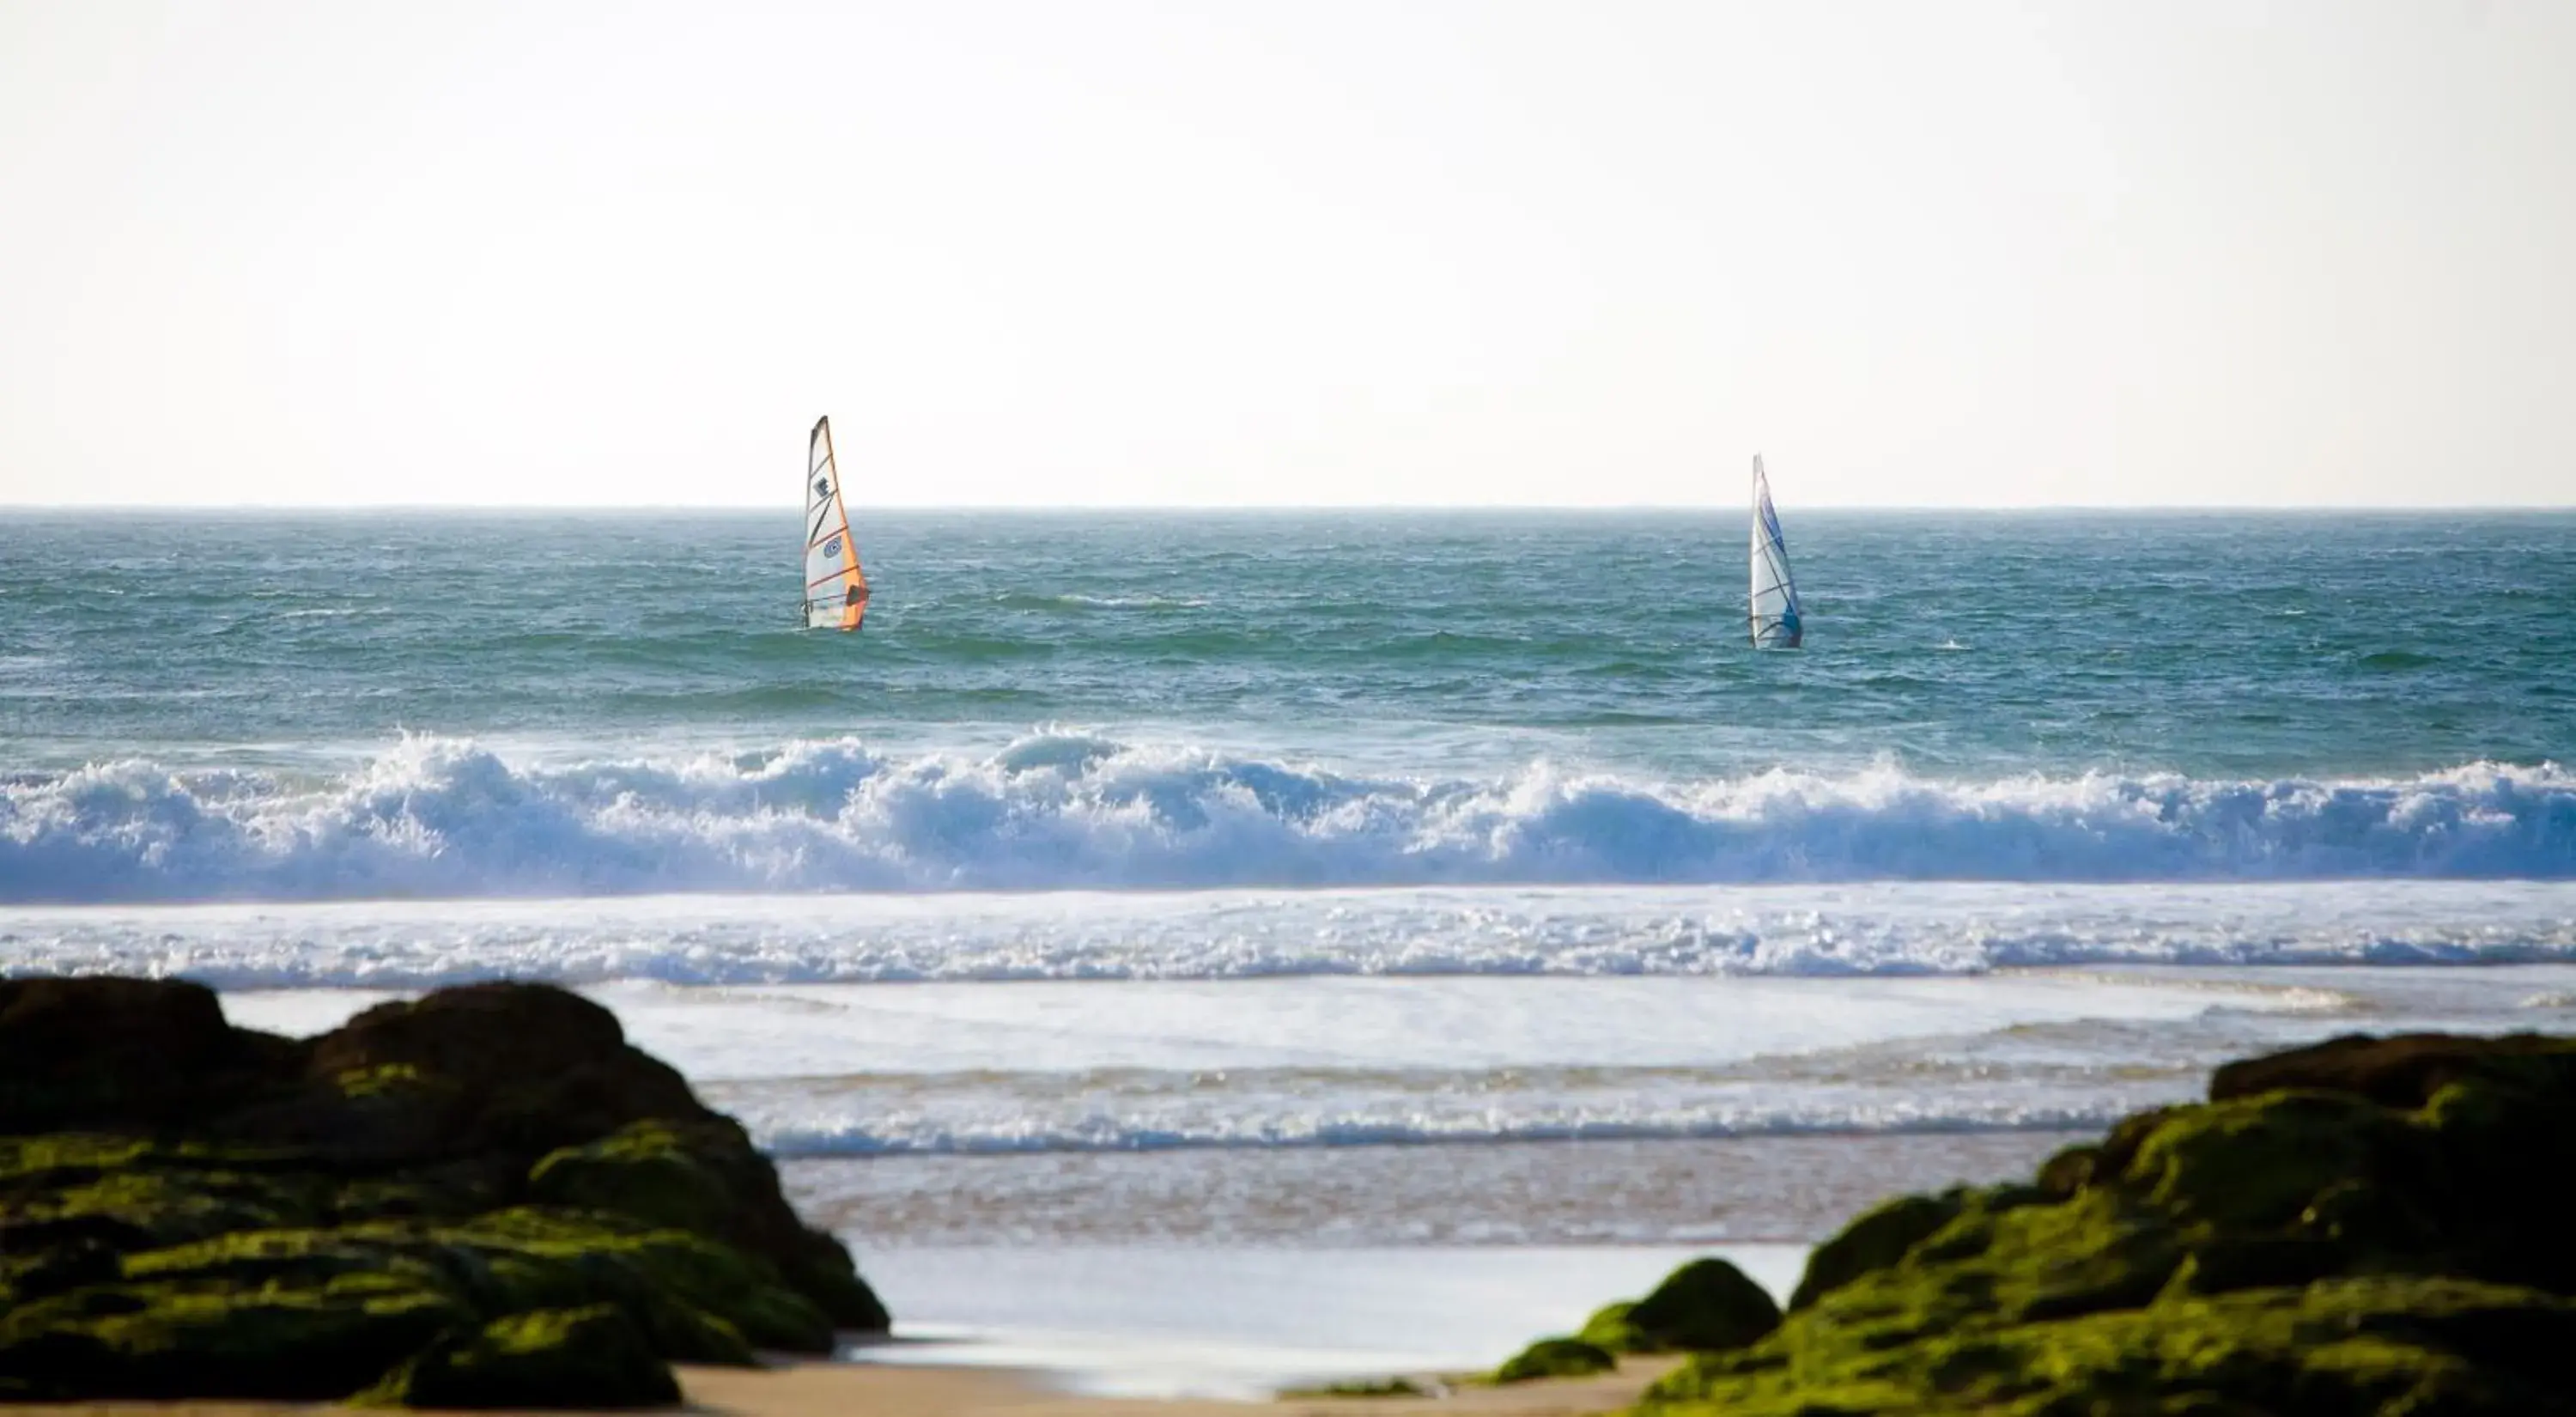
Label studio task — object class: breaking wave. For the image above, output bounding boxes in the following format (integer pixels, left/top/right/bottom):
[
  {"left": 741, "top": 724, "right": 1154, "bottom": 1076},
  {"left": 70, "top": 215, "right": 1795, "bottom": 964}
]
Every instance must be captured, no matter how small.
[
  {"left": 2, "top": 734, "right": 2571, "bottom": 903},
  {"left": 751, "top": 1109, "right": 2119, "bottom": 1159},
  {"left": 703, "top": 1059, "right": 2186, "bottom": 1158}
]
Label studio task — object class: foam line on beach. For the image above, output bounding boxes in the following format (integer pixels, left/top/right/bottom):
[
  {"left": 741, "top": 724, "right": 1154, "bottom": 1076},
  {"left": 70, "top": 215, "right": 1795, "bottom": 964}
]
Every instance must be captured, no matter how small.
[
  {"left": 9, "top": 880, "right": 2576, "bottom": 983},
  {"left": 748, "top": 1109, "right": 2131, "bottom": 1159}
]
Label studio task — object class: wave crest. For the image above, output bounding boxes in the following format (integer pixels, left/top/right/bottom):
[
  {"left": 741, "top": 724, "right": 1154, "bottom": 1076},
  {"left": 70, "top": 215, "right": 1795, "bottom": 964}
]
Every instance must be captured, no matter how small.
[{"left": 2, "top": 735, "right": 2570, "bottom": 903}]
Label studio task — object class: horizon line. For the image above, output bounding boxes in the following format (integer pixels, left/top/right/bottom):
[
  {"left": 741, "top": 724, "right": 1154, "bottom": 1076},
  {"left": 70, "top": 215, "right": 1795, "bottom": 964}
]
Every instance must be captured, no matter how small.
[{"left": 3, "top": 502, "right": 2573, "bottom": 515}]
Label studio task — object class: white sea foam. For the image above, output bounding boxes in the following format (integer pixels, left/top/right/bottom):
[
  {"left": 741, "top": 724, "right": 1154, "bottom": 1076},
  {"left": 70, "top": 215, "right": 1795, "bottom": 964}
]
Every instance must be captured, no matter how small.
[
  {"left": 9, "top": 880, "right": 2576, "bottom": 988},
  {"left": 1008, "top": 592, "right": 1210, "bottom": 611},
  {"left": 717, "top": 1055, "right": 2183, "bottom": 1158},
  {"left": 652, "top": 972, "right": 2343, "bottom": 1156},
  {"left": 750, "top": 1104, "right": 2125, "bottom": 1159},
  {"left": 1, "top": 735, "right": 2570, "bottom": 903},
  {"left": 220, "top": 974, "right": 2265, "bottom": 1158}
]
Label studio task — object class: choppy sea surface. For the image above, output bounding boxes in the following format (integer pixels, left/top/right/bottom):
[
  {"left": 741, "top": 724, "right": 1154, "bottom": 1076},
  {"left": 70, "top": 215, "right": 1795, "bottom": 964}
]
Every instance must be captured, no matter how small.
[{"left": 6, "top": 509, "right": 2575, "bottom": 1375}]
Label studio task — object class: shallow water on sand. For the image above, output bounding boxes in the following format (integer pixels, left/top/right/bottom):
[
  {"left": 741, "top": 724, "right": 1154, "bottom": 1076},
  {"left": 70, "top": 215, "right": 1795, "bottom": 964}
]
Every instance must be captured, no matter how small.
[
  {"left": 843, "top": 1245, "right": 1807, "bottom": 1398},
  {"left": 784, "top": 1133, "right": 2081, "bottom": 1250}
]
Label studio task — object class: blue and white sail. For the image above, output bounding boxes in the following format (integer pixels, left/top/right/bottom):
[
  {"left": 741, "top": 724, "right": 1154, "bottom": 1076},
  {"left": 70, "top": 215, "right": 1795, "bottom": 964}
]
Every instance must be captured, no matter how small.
[{"left": 1749, "top": 454, "right": 1803, "bottom": 649}]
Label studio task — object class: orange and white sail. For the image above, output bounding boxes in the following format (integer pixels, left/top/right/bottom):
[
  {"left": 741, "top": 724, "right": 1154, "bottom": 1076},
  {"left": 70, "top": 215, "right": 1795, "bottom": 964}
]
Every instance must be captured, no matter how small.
[{"left": 802, "top": 416, "right": 869, "bottom": 631}]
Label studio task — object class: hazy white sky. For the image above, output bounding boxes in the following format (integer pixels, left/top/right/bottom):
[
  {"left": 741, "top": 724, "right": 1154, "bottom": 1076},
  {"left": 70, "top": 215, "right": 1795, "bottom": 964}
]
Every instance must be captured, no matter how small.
[{"left": 3, "top": 1, "right": 2571, "bottom": 508}]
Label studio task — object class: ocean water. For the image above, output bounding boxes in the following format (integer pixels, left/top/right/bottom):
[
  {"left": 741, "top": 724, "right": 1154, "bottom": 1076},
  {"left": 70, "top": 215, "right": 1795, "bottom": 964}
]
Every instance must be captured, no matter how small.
[
  {"left": 6, "top": 509, "right": 2575, "bottom": 1383},
  {"left": 5, "top": 511, "right": 2573, "bottom": 898}
]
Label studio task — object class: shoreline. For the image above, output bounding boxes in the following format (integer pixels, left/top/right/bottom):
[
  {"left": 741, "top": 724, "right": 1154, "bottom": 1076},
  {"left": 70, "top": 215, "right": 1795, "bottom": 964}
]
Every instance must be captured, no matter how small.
[
  {"left": 829, "top": 1244, "right": 1785, "bottom": 1399},
  {"left": 0, "top": 1355, "right": 1685, "bottom": 1417},
  {"left": 698, "top": 1355, "right": 1680, "bottom": 1417}
]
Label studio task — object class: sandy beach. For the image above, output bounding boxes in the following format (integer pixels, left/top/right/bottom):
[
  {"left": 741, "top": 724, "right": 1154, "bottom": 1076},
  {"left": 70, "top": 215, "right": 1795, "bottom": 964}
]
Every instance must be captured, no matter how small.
[
  {"left": 687, "top": 1357, "right": 1676, "bottom": 1417},
  {"left": 9, "top": 1357, "right": 1680, "bottom": 1417}
]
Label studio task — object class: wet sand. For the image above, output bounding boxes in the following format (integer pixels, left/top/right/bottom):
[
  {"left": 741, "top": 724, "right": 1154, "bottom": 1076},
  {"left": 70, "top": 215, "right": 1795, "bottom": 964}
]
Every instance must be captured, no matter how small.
[
  {"left": 15, "top": 1355, "right": 1680, "bottom": 1417},
  {"left": 688, "top": 1357, "right": 1678, "bottom": 1417}
]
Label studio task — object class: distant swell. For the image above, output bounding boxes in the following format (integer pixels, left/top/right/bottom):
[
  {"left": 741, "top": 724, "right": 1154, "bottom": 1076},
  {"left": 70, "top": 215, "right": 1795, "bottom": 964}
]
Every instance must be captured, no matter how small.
[{"left": 1, "top": 734, "right": 2571, "bottom": 903}]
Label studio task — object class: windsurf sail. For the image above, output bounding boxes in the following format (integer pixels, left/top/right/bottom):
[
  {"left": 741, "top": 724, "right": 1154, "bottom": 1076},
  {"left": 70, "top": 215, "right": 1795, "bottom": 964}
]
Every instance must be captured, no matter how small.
[
  {"left": 802, "top": 416, "right": 870, "bottom": 632},
  {"left": 1749, "top": 453, "right": 1803, "bottom": 649}
]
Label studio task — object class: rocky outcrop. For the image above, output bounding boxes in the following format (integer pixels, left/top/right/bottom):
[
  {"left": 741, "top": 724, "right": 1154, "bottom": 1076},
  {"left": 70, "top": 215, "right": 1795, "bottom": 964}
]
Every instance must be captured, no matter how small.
[
  {"left": 1622, "top": 1031, "right": 2576, "bottom": 1416},
  {"left": 0, "top": 976, "right": 299, "bottom": 1134},
  {"left": 1492, "top": 1337, "right": 1614, "bottom": 1384},
  {"left": 0, "top": 976, "right": 889, "bottom": 1407},
  {"left": 357, "top": 1304, "right": 681, "bottom": 1409},
  {"left": 1495, "top": 1256, "right": 1780, "bottom": 1381},
  {"left": 1577, "top": 1257, "right": 1782, "bottom": 1355}
]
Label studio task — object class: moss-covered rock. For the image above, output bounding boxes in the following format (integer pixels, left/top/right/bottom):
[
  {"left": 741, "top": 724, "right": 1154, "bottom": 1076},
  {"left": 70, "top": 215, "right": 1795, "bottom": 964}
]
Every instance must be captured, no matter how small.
[
  {"left": 1515, "top": 1030, "right": 2576, "bottom": 1414},
  {"left": 1494, "top": 1336, "right": 1615, "bottom": 1383},
  {"left": 530, "top": 1122, "right": 736, "bottom": 1236},
  {"left": 0, "top": 976, "right": 891, "bottom": 1406},
  {"left": 0, "top": 1144, "right": 333, "bottom": 1258},
  {"left": 447, "top": 1206, "right": 835, "bottom": 1353},
  {"left": 0, "top": 1207, "right": 783, "bottom": 1398},
  {"left": 1576, "top": 1258, "right": 1779, "bottom": 1353},
  {"left": 519, "top": 1118, "right": 887, "bottom": 1330},
  {"left": 357, "top": 1304, "right": 679, "bottom": 1409},
  {"left": 2208, "top": 1031, "right": 2576, "bottom": 1109},
  {"left": 0, "top": 978, "right": 300, "bottom": 1135},
  {"left": 1574, "top": 1300, "right": 1640, "bottom": 1351},
  {"left": 2122, "top": 1090, "right": 2423, "bottom": 1233},
  {"left": 1786, "top": 1189, "right": 1966, "bottom": 1311},
  {"left": 1643, "top": 1276, "right": 2576, "bottom": 1417},
  {"left": 1285, "top": 1376, "right": 1431, "bottom": 1397},
  {"left": 0, "top": 1273, "right": 473, "bottom": 1401}
]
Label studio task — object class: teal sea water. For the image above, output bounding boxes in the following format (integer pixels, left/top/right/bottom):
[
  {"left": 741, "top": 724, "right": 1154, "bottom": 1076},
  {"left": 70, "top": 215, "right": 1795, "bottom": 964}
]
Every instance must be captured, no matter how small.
[
  {"left": 1, "top": 510, "right": 2570, "bottom": 902},
  {"left": 9, "top": 510, "right": 2576, "bottom": 772}
]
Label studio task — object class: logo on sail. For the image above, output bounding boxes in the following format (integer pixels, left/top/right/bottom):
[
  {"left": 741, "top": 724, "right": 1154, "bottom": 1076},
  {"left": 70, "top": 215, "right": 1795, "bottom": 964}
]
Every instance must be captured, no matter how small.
[{"left": 823, "top": 537, "right": 841, "bottom": 559}]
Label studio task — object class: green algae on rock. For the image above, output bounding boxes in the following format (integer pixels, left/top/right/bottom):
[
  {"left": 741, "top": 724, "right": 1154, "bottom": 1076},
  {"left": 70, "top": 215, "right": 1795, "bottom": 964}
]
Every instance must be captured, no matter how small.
[
  {"left": 1281, "top": 1376, "right": 1437, "bottom": 1397},
  {"left": 0, "top": 976, "right": 888, "bottom": 1407},
  {"left": 1494, "top": 1336, "right": 1616, "bottom": 1384},
  {"left": 1613, "top": 1031, "right": 2576, "bottom": 1417},
  {"left": 357, "top": 1304, "right": 681, "bottom": 1410},
  {"left": 1578, "top": 1256, "right": 1781, "bottom": 1354},
  {"left": 1495, "top": 1254, "right": 1779, "bottom": 1384},
  {"left": 1644, "top": 1275, "right": 2576, "bottom": 1417},
  {"left": 529, "top": 1119, "right": 890, "bottom": 1334},
  {"left": 1783, "top": 1189, "right": 1968, "bottom": 1311}
]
